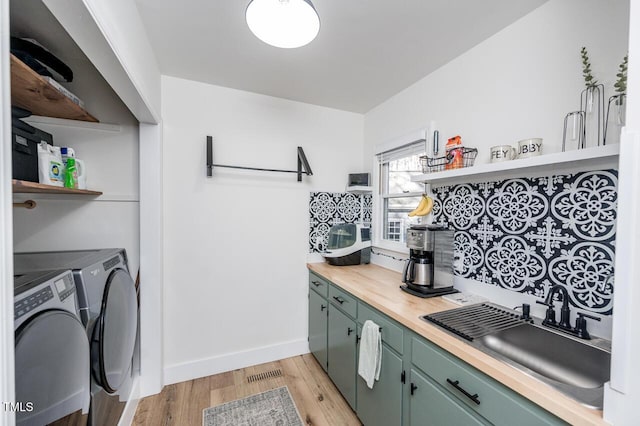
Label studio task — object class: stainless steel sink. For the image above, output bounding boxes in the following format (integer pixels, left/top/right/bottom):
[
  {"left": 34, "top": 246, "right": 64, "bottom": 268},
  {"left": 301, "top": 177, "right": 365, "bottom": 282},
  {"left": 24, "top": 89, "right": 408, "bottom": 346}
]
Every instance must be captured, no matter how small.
[
  {"left": 477, "top": 323, "right": 610, "bottom": 389},
  {"left": 422, "top": 303, "right": 611, "bottom": 409},
  {"left": 475, "top": 323, "right": 610, "bottom": 408}
]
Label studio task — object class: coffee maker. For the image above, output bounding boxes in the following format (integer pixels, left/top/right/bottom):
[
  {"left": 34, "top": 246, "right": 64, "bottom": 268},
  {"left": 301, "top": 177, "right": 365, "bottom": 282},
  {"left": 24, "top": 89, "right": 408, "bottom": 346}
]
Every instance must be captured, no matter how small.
[{"left": 400, "top": 224, "right": 458, "bottom": 298}]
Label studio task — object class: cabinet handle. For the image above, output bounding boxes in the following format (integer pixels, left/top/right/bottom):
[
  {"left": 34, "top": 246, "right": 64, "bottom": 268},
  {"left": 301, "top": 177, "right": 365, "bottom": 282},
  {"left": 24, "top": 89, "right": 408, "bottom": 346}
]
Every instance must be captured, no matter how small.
[
  {"left": 320, "top": 304, "right": 326, "bottom": 311},
  {"left": 312, "top": 280, "right": 322, "bottom": 287},
  {"left": 401, "top": 370, "right": 406, "bottom": 384},
  {"left": 333, "top": 296, "right": 345, "bottom": 304},
  {"left": 410, "top": 383, "right": 418, "bottom": 395},
  {"left": 347, "top": 327, "right": 354, "bottom": 336},
  {"left": 446, "top": 378, "right": 480, "bottom": 405}
]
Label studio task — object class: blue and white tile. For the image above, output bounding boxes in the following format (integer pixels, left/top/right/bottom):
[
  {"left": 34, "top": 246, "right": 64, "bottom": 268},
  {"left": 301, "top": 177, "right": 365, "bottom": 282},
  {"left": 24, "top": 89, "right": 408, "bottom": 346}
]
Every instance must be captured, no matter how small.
[
  {"left": 550, "top": 171, "right": 617, "bottom": 241},
  {"left": 487, "top": 178, "right": 548, "bottom": 234},
  {"left": 548, "top": 242, "right": 615, "bottom": 313},
  {"left": 309, "top": 191, "right": 370, "bottom": 253},
  {"left": 485, "top": 236, "right": 546, "bottom": 292},
  {"left": 433, "top": 169, "right": 618, "bottom": 315},
  {"left": 441, "top": 184, "right": 484, "bottom": 230}
]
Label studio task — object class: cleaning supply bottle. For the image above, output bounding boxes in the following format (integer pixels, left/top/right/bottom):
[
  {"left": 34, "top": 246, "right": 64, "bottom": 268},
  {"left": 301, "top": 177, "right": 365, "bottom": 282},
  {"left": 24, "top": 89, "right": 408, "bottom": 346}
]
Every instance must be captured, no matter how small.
[
  {"left": 60, "top": 147, "right": 75, "bottom": 163},
  {"left": 64, "top": 157, "right": 78, "bottom": 189},
  {"left": 37, "top": 142, "right": 64, "bottom": 187},
  {"left": 75, "top": 158, "right": 87, "bottom": 189}
]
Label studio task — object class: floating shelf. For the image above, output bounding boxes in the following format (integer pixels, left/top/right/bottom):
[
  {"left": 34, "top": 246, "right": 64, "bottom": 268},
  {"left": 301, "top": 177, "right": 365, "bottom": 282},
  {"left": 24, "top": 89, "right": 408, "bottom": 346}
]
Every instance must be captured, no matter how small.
[
  {"left": 346, "top": 185, "right": 373, "bottom": 194},
  {"left": 412, "top": 144, "right": 620, "bottom": 185},
  {"left": 12, "top": 180, "right": 102, "bottom": 196},
  {"left": 10, "top": 54, "right": 98, "bottom": 123},
  {"left": 22, "top": 116, "right": 120, "bottom": 132}
]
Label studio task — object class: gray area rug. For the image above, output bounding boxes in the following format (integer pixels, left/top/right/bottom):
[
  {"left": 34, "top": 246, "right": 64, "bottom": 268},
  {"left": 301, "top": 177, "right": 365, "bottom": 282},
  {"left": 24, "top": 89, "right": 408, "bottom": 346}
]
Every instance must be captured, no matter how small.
[{"left": 203, "top": 386, "right": 304, "bottom": 426}]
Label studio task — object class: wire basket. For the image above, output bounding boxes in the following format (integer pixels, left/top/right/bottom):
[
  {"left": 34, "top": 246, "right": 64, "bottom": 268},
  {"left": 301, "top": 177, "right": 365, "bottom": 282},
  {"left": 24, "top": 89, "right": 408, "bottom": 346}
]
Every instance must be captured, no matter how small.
[{"left": 419, "top": 147, "right": 478, "bottom": 173}]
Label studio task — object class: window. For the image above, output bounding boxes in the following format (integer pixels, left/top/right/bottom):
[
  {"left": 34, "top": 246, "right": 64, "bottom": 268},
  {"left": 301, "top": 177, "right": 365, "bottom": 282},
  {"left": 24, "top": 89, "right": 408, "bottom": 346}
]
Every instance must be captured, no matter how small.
[
  {"left": 377, "top": 140, "right": 426, "bottom": 247},
  {"left": 387, "top": 220, "right": 402, "bottom": 241}
]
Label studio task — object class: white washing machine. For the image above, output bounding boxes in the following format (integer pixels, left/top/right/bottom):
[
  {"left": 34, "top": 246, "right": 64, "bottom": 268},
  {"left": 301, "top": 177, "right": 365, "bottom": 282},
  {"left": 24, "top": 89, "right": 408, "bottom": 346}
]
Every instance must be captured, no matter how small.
[
  {"left": 14, "top": 269, "right": 91, "bottom": 426},
  {"left": 14, "top": 249, "right": 138, "bottom": 426}
]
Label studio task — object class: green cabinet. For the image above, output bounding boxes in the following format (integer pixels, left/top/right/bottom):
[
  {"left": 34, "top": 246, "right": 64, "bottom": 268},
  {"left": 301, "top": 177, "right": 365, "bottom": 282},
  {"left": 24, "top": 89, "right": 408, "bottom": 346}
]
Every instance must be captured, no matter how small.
[
  {"left": 308, "top": 289, "right": 328, "bottom": 372},
  {"left": 328, "top": 304, "right": 357, "bottom": 409},
  {"left": 409, "top": 368, "right": 486, "bottom": 426},
  {"left": 307, "top": 274, "right": 358, "bottom": 409},
  {"left": 307, "top": 271, "right": 565, "bottom": 426},
  {"left": 410, "top": 335, "right": 565, "bottom": 426},
  {"left": 356, "top": 301, "right": 405, "bottom": 426},
  {"left": 356, "top": 344, "right": 403, "bottom": 426},
  {"left": 309, "top": 272, "right": 330, "bottom": 298}
]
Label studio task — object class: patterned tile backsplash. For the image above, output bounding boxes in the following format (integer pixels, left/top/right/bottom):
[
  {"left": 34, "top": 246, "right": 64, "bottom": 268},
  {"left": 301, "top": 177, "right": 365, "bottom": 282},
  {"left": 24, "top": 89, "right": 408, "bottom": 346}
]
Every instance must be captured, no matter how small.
[
  {"left": 309, "top": 192, "right": 372, "bottom": 253},
  {"left": 432, "top": 170, "right": 617, "bottom": 315}
]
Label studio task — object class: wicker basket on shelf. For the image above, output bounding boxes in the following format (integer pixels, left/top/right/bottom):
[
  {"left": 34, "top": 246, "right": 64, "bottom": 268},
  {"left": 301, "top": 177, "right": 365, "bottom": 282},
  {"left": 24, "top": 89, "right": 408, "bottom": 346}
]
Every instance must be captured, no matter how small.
[{"left": 419, "top": 147, "right": 478, "bottom": 173}]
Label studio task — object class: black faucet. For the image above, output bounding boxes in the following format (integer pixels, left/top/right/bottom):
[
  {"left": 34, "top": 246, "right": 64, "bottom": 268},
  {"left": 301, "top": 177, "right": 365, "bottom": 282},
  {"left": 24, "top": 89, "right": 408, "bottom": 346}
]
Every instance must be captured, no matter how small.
[
  {"left": 536, "top": 285, "right": 601, "bottom": 339},
  {"left": 537, "top": 285, "right": 572, "bottom": 329}
]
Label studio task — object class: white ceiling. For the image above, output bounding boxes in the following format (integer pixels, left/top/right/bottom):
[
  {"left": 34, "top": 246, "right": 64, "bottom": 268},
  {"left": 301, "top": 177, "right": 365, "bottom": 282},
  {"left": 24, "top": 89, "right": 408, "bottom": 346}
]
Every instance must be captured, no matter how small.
[{"left": 135, "top": 0, "right": 547, "bottom": 113}]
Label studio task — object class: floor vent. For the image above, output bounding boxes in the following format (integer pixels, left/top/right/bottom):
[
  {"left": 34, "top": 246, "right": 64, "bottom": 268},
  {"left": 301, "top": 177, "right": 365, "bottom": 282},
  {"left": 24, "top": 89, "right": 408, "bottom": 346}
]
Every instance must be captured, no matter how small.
[{"left": 247, "top": 369, "right": 283, "bottom": 383}]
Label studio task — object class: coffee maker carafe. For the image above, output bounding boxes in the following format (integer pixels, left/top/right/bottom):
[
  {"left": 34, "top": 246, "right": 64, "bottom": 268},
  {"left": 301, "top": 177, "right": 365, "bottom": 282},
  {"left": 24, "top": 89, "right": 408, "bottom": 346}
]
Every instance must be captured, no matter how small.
[{"left": 401, "top": 224, "right": 458, "bottom": 298}]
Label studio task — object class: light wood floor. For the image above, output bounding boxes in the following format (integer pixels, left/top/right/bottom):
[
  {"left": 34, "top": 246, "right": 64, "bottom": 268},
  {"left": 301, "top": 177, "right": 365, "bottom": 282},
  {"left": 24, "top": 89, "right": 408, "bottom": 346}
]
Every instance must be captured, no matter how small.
[{"left": 132, "top": 354, "right": 362, "bottom": 426}]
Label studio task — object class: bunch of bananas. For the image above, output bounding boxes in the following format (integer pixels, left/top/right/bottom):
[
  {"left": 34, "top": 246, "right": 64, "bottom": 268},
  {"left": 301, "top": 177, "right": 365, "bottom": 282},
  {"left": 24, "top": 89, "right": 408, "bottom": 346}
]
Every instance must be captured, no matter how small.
[{"left": 408, "top": 195, "right": 434, "bottom": 217}]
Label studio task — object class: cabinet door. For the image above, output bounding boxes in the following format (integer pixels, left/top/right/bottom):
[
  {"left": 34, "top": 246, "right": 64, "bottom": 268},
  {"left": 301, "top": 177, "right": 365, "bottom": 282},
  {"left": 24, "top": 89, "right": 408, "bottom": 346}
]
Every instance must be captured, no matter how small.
[
  {"left": 356, "top": 345, "right": 402, "bottom": 426},
  {"left": 308, "top": 290, "right": 328, "bottom": 371},
  {"left": 328, "top": 306, "right": 357, "bottom": 409},
  {"left": 409, "top": 369, "right": 485, "bottom": 426}
]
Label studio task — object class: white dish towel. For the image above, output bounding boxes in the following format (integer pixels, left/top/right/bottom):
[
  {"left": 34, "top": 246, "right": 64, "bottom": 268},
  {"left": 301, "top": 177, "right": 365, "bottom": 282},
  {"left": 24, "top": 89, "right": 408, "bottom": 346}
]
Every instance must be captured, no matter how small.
[{"left": 358, "top": 319, "right": 382, "bottom": 389}]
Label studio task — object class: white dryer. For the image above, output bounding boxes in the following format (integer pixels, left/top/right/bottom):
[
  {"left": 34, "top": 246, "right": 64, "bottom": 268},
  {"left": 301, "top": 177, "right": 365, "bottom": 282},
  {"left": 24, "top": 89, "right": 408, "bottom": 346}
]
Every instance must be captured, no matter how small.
[
  {"left": 14, "top": 249, "right": 138, "bottom": 426},
  {"left": 14, "top": 269, "right": 91, "bottom": 426}
]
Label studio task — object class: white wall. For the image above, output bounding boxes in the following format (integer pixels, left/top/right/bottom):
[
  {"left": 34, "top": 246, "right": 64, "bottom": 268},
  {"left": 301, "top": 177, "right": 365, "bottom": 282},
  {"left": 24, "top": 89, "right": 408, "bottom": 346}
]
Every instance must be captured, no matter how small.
[
  {"left": 162, "top": 75, "right": 363, "bottom": 384},
  {"left": 364, "top": 0, "right": 629, "bottom": 163},
  {"left": 81, "top": 0, "right": 161, "bottom": 121}
]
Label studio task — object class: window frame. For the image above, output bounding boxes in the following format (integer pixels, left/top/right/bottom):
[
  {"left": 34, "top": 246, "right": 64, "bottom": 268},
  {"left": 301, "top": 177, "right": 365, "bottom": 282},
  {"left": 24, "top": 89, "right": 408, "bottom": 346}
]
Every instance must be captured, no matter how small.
[
  {"left": 387, "top": 219, "right": 402, "bottom": 242},
  {"left": 372, "top": 129, "right": 430, "bottom": 253}
]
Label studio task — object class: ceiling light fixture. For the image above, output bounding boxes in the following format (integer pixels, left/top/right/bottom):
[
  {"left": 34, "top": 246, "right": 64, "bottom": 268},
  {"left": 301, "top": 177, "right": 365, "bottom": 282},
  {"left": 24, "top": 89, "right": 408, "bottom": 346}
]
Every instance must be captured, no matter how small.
[{"left": 246, "top": 0, "right": 320, "bottom": 49}]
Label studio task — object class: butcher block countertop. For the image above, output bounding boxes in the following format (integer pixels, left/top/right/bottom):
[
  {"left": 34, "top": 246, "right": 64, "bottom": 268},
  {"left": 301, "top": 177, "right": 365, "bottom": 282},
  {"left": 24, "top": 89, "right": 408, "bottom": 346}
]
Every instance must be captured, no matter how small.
[{"left": 307, "top": 262, "right": 607, "bottom": 426}]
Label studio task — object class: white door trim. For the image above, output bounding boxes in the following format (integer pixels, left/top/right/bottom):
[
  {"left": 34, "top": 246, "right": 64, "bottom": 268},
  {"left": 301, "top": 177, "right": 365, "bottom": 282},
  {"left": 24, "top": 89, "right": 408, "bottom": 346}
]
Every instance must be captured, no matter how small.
[
  {"left": 603, "top": 0, "right": 640, "bottom": 422},
  {"left": 0, "top": 0, "right": 16, "bottom": 422},
  {"left": 138, "top": 122, "right": 164, "bottom": 396}
]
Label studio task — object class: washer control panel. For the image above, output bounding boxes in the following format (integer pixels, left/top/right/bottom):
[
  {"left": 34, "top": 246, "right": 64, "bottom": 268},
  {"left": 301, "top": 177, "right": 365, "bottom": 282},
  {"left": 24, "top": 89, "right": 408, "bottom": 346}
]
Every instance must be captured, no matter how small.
[
  {"left": 15, "top": 286, "right": 54, "bottom": 320},
  {"left": 54, "top": 273, "right": 76, "bottom": 302},
  {"left": 14, "top": 272, "right": 76, "bottom": 322}
]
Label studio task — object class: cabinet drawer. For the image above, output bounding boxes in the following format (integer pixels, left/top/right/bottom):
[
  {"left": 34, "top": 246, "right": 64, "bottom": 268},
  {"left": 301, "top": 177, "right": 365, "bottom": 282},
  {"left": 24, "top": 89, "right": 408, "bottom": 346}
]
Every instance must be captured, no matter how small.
[
  {"left": 328, "top": 285, "right": 357, "bottom": 318},
  {"left": 309, "top": 272, "right": 329, "bottom": 298},
  {"left": 357, "top": 302, "right": 403, "bottom": 354},
  {"left": 409, "top": 368, "right": 486, "bottom": 426},
  {"left": 411, "top": 337, "right": 564, "bottom": 426}
]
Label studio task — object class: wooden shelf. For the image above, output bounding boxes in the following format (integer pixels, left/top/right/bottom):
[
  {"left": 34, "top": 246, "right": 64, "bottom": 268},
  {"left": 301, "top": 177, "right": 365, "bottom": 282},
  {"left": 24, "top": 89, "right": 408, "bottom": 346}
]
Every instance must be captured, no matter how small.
[
  {"left": 23, "top": 116, "right": 120, "bottom": 132},
  {"left": 412, "top": 144, "right": 620, "bottom": 186},
  {"left": 12, "top": 180, "right": 102, "bottom": 196},
  {"left": 10, "top": 54, "right": 98, "bottom": 123}
]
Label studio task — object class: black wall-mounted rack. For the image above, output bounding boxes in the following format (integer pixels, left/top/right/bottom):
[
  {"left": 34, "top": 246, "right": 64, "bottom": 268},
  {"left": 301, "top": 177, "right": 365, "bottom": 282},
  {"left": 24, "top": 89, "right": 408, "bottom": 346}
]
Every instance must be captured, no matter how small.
[{"left": 206, "top": 136, "right": 313, "bottom": 182}]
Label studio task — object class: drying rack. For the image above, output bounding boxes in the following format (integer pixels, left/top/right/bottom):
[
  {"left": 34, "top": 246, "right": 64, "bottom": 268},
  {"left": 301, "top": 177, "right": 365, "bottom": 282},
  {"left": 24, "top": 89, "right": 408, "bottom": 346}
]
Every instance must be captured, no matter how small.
[{"left": 206, "top": 136, "right": 313, "bottom": 182}]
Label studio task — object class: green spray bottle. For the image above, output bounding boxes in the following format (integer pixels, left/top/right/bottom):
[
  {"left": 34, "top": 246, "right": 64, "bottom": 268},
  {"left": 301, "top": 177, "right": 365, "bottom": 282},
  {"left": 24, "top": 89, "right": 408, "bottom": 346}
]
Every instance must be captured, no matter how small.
[{"left": 64, "top": 157, "right": 78, "bottom": 189}]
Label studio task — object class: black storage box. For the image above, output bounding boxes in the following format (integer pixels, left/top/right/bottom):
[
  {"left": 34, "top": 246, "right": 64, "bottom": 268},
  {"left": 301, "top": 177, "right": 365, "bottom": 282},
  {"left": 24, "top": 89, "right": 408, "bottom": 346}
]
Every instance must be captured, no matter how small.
[
  {"left": 348, "top": 173, "right": 370, "bottom": 187},
  {"left": 12, "top": 121, "right": 53, "bottom": 183}
]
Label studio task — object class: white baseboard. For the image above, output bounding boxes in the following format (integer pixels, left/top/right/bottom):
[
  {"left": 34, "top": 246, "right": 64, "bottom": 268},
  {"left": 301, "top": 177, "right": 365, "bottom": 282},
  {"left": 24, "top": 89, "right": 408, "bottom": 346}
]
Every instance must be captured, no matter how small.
[
  {"left": 117, "top": 377, "right": 140, "bottom": 426},
  {"left": 163, "top": 339, "right": 310, "bottom": 386}
]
